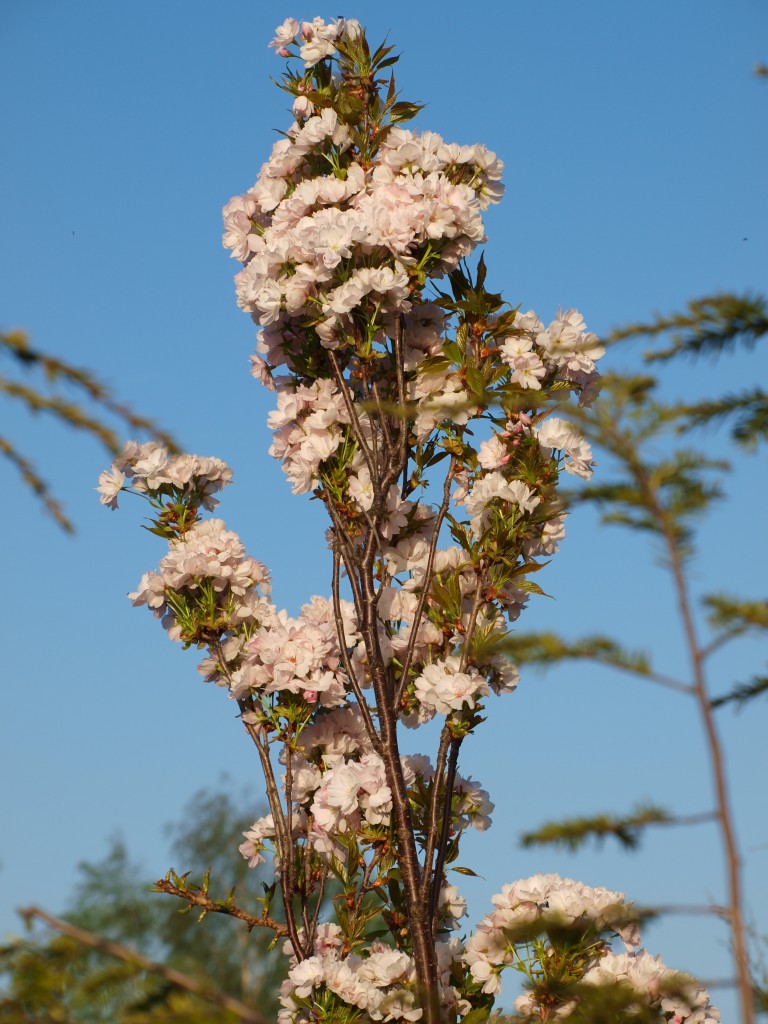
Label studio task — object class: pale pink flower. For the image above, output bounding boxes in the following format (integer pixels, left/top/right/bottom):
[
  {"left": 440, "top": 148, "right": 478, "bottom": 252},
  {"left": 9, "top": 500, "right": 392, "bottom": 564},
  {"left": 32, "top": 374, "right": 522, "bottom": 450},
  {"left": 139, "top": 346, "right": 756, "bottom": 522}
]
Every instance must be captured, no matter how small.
[
  {"left": 535, "top": 417, "right": 596, "bottom": 479},
  {"left": 96, "top": 467, "right": 125, "bottom": 509}
]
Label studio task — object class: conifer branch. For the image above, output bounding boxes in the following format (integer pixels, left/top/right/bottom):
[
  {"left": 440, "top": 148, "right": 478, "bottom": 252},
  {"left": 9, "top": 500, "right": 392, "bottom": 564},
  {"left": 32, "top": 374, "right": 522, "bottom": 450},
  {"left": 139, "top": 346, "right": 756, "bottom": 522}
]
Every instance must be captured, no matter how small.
[
  {"left": 710, "top": 673, "right": 768, "bottom": 712},
  {"left": 607, "top": 293, "right": 768, "bottom": 362},
  {"left": 501, "top": 631, "right": 692, "bottom": 693},
  {"left": 0, "top": 435, "right": 74, "bottom": 533},
  {"left": 521, "top": 806, "right": 716, "bottom": 852}
]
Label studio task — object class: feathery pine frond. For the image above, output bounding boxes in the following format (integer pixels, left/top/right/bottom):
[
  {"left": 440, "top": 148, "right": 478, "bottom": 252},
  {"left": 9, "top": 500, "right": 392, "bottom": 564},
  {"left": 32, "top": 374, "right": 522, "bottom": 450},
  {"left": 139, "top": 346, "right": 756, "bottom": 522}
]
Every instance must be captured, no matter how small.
[
  {"left": 1, "top": 330, "right": 178, "bottom": 532},
  {"left": 501, "top": 632, "right": 652, "bottom": 677},
  {"left": 678, "top": 388, "right": 768, "bottom": 448},
  {"left": 607, "top": 293, "right": 768, "bottom": 363},
  {"left": 520, "top": 805, "right": 672, "bottom": 851},
  {"left": 703, "top": 595, "right": 768, "bottom": 635},
  {"left": 711, "top": 673, "right": 768, "bottom": 712}
]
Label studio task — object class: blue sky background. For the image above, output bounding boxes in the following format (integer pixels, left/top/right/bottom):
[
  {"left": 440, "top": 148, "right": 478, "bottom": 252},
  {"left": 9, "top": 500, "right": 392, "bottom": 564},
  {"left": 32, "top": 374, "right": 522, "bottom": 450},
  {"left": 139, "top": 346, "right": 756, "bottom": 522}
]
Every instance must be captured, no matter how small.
[{"left": 2, "top": 0, "right": 767, "bottom": 1017}]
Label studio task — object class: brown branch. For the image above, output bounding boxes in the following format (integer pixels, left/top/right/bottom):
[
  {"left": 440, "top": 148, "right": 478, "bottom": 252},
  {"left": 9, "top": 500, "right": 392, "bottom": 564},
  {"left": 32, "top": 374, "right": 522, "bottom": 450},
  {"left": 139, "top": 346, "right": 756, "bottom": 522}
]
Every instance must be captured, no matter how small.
[
  {"left": 237, "top": 704, "right": 304, "bottom": 962},
  {"left": 428, "top": 736, "right": 462, "bottom": 934},
  {"left": 381, "top": 315, "right": 409, "bottom": 498},
  {"left": 420, "top": 725, "right": 452, "bottom": 902},
  {"left": 327, "top": 349, "right": 380, "bottom": 506},
  {"left": 19, "top": 906, "right": 274, "bottom": 1024},
  {"left": 151, "top": 881, "right": 286, "bottom": 935},
  {"left": 331, "top": 547, "right": 382, "bottom": 753},
  {"left": 0, "top": 434, "right": 75, "bottom": 533},
  {"left": 396, "top": 457, "right": 457, "bottom": 705}
]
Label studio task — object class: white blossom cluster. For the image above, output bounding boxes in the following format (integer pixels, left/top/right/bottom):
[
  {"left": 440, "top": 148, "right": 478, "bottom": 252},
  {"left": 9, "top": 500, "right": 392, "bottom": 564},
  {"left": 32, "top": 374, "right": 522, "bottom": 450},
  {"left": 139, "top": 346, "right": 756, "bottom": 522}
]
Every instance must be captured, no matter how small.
[
  {"left": 412, "top": 655, "right": 489, "bottom": 716},
  {"left": 129, "top": 518, "right": 272, "bottom": 641},
  {"left": 98, "top": 441, "right": 233, "bottom": 510},
  {"left": 501, "top": 307, "right": 604, "bottom": 404},
  {"left": 239, "top": 719, "right": 493, "bottom": 869},
  {"left": 223, "top": 80, "right": 503, "bottom": 357},
  {"left": 229, "top": 596, "right": 357, "bottom": 706},
  {"left": 267, "top": 378, "right": 351, "bottom": 494},
  {"left": 513, "top": 949, "right": 721, "bottom": 1023},
  {"left": 269, "top": 16, "right": 362, "bottom": 70},
  {"left": 579, "top": 950, "right": 720, "bottom": 1023},
  {"left": 463, "top": 874, "right": 640, "bottom": 996},
  {"left": 278, "top": 941, "right": 422, "bottom": 1023},
  {"left": 278, "top": 931, "right": 470, "bottom": 1023}
]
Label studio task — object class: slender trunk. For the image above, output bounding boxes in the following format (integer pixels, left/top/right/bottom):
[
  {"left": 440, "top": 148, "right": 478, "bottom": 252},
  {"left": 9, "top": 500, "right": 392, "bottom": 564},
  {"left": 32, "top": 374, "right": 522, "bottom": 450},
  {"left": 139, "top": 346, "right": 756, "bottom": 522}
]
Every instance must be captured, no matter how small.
[
  {"left": 667, "top": 547, "right": 754, "bottom": 1024},
  {"left": 626, "top": 444, "right": 755, "bottom": 1024}
]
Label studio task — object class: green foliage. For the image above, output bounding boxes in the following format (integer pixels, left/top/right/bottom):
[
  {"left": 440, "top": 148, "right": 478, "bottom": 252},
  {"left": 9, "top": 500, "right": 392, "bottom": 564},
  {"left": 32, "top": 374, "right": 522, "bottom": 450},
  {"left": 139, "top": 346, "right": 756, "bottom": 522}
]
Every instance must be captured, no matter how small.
[
  {"left": 703, "top": 595, "right": 768, "bottom": 635},
  {"left": 606, "top": 293, "right": 768, "bottom": 450},
  {"left": 562, "top": 374, "right": 728, "bottom": 561},
  {"left": 520, "top": 805, "right": 672, "bottom": 852},
  {"left": 609, "top": 292, "right": 768, "bottom": 362},
  {"left": 678, "top": 388, "right": 768, "bottom": 449},
  {"left": 501, "top": 631, "right": 652, "bottom": 677},
  {"left": 710, "top": 672, "right": 768, "bottom": 712},
  {"left": 0, "top": 329, "right": 177, "bottom": 532},
  {"left": 0, "top": 783, "right": 283, "bottom": 1023}
]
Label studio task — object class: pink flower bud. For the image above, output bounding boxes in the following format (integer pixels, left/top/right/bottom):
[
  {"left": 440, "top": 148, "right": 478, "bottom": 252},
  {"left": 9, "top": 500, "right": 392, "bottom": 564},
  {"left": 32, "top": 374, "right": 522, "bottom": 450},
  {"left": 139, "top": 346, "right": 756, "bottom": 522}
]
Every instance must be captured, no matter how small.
[{"left": 301, "top": 21, "right": 314, "bottom": 40}]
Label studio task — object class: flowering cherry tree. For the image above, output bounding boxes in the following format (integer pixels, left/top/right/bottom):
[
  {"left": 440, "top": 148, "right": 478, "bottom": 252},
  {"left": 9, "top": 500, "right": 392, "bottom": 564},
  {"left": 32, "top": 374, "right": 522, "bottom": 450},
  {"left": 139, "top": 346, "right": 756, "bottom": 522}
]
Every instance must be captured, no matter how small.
[{"left": 99, "top": 17, "right": 721, "bottom": 1024}]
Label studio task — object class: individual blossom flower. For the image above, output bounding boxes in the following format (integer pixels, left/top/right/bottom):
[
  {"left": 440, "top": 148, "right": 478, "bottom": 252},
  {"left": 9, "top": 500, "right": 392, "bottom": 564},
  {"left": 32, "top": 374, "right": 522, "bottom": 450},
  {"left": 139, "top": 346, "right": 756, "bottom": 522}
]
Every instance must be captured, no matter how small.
[
  {"left": 477, "top": 434, "right": 510, "bottom": 470},
  {"left": 239, "top": 814, "right": 276, "bottom": 868},
  {"left": 96, "top": 466, "right": 125, "bottom": 509},
  {"left": 269, "top": 17, "right": 299, "bottom": 56},
  {"left": 535, "top": 416, "right": 595, "bottom": 479},
  {"left": 499, "top": 335, "right": 547, "bottom": 389},
  {"left": 413, "top": 656, "right": 489, "bottom": 717},
  {"left": 453, "top": 773, "right": 494, "bottom": 831}
]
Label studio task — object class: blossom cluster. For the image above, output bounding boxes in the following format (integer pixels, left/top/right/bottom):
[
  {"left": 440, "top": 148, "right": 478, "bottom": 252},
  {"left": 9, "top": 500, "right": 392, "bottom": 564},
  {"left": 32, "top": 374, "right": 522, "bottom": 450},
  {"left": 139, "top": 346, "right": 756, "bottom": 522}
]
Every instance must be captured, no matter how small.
[
  {"left": 98, "top": 440, "right": 232, "bottom": 511},
  {"left": 514, "top": 948, "right": 720, "bottom": 1023},
  {"left": 223, "top": 94, "right": 503, "bottom": 361},
  {"left": 277, "top": 926, "right": 468, "bottom": 1024},
  {"left": 577, "top": 950, "right": 720, "bottom": 1023},
  {"left": 279, "top": 939, "right": 422, "bottom": 1023},
  {"left": 229, "top": 595, "right": 356, "bottom": 705},
  {"left": 464, "top": 874, "right": 640, "bottom": 997},
  {"left": 129, "top": 517, "right": 272, "bottom": 644},
  {"left": 239, "top": 706, "right": 493, "bottom": 869},
  {"left": 269, "top": 16, "right": 362, "bottom": 69}
]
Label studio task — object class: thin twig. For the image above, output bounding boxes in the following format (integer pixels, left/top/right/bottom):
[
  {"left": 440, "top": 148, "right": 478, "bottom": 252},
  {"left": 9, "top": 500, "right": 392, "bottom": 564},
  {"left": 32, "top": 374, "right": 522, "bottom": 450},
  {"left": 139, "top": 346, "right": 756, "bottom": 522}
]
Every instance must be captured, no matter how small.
[
  {"left": 331, "top": 548, "right": 382, "bottom": 753},
  {"left": 420, "top": 725, "right": 452, "bottom": 902},
  {"left": 397, "top": 457, "right": 458, "bottom": 705},
  {"left": 428, "top": 737, "right": 462, "bottom": 933}
]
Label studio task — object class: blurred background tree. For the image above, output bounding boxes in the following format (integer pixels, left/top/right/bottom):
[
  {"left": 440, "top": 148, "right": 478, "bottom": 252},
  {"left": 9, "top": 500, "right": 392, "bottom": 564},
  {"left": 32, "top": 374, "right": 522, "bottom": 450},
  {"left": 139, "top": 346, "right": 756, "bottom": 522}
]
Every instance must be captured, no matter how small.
[{"left": 0, "top": 783, "right": 284, "bottom": 1023}]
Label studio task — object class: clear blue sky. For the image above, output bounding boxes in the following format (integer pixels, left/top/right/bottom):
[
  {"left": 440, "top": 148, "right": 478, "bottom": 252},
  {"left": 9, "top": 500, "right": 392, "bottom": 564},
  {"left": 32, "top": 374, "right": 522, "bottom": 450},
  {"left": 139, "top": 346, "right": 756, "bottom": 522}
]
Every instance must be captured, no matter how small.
[{"left": 2, "top": 0, "right": 767, "bottom": 1017}]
